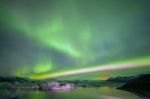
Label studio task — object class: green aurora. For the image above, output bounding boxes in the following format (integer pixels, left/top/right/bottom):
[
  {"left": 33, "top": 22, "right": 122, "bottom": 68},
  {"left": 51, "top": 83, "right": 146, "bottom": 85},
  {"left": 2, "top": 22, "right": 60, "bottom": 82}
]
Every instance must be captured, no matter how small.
[{"left": 0, "top": 0, "right": 150, "bottom": 79}]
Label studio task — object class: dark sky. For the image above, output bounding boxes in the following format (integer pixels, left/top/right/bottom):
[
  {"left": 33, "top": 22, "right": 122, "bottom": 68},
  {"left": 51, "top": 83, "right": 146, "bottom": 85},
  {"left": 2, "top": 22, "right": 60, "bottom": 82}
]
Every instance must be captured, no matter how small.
[{"left": 0, "top": 0, "right": 150, "bottom": 79}]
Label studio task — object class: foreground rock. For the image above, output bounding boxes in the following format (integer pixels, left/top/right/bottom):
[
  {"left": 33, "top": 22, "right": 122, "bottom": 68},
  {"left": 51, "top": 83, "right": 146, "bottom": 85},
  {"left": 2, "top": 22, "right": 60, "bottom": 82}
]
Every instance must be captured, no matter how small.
[{"left": 118, "top": 74, "right": 150, "bottom": 97}]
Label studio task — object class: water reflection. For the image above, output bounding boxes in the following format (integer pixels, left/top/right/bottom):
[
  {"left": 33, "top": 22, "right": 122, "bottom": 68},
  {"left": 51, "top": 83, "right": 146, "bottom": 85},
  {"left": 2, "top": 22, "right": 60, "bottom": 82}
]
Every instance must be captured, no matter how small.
[
  {"left": 0, "top": 87, "right": 143, "bottom": 99},
  {"left": 120, "top": 88, "right": 150, "bottom": 99}
]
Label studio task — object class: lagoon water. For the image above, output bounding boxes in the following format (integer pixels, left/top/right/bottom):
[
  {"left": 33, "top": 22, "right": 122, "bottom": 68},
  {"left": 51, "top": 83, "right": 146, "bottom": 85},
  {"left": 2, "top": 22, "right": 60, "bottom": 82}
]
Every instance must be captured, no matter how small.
[{"left": 0, "top": 87, "right": 142, "bottom": 99}]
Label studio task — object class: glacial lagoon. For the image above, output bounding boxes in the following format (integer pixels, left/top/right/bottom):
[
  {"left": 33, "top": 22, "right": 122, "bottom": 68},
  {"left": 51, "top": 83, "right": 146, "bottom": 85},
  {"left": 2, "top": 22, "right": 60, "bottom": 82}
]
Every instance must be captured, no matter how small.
[{"left": 0, "top": 87, "right": 142, "bottom": 99}]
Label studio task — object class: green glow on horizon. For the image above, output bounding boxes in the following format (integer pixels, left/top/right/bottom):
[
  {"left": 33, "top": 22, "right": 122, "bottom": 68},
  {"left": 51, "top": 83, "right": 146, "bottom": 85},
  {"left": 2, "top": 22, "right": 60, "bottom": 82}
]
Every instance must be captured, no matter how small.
[
  {"left": 16, "top": 59, "right": 53, "bottom": 76},
  {"left": 29, "top": 56, "right": 150, "bottom": 79},
  {"left": 33, "top": 62, "right": 52, "bottom": 74}
]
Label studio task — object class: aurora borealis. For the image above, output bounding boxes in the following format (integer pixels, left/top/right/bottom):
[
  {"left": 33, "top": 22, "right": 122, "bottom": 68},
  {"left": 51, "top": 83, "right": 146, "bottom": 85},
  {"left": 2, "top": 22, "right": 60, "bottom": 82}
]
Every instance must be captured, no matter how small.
[{"left": 0, "top": 0, "right": 150, "bottom": 80}]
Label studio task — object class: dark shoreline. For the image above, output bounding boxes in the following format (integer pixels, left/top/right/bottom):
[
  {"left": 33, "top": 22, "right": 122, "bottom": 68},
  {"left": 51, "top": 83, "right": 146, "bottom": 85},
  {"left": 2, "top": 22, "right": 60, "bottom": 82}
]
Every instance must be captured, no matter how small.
[{"left": 118, "top": 74, "right": 150, "bottom": 98}]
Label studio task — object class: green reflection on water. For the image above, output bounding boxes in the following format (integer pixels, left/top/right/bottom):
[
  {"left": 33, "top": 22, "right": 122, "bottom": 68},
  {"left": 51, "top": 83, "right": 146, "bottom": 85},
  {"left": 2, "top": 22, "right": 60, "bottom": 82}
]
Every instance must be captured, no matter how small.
[{"left": 0, "top": 87, "right": 141, "bottom": 99}]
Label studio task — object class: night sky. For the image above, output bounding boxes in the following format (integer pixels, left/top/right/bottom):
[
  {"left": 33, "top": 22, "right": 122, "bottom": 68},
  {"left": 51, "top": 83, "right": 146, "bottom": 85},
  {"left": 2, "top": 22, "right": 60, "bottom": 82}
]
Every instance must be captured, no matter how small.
[{"left": 0, "top": 0, "right": 150, "bottom": 80}]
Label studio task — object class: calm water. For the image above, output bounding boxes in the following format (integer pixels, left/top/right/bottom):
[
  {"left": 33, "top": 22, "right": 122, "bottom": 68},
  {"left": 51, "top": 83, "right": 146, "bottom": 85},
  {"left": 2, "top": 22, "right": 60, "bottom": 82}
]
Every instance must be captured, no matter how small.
[{"left": 0, "top": 87, "right": 142, "bottom": 99}]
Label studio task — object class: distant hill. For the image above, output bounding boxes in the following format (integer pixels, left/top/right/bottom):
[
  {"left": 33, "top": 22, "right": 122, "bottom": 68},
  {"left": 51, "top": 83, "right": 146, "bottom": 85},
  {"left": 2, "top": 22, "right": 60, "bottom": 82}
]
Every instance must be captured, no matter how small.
[
  {"left": 106, "top": 76, "right": 138, "bottom": 83},
  {"left": 0, "top": 77, "right": 29, "bottom": 82}
]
